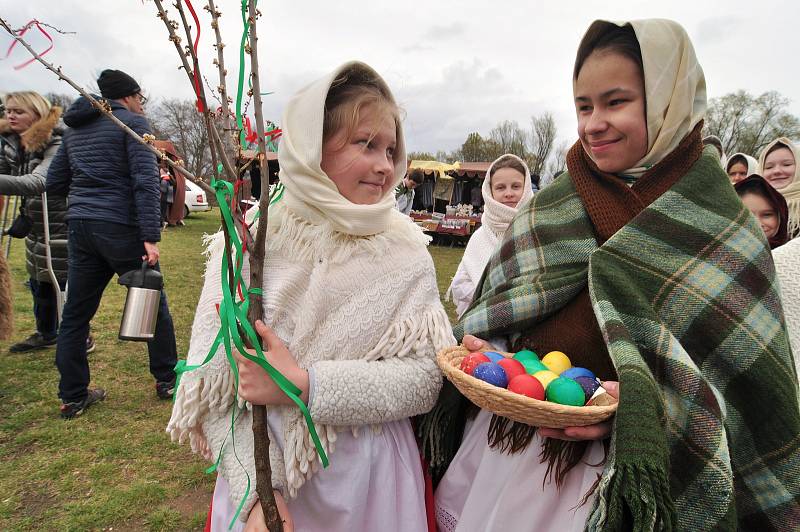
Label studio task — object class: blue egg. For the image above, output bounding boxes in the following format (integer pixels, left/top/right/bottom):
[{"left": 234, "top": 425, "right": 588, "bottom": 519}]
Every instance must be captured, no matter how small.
[
  {"left": 574, "top": 376, "right": 601, "bottom": 401},
  {"left": 561, "top": 367, "right": 597, "bottom": 381},
  {"left": 473, "top": 362, "right": 509, "bottom": 388},
  {"left": 483, "top": 351, "right": 505, "bottom": 363}
]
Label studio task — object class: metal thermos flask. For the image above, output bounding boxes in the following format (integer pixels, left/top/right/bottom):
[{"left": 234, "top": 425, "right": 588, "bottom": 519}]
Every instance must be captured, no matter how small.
[{"left": 118, "top": 260, "right": 163, "bottom": 341}]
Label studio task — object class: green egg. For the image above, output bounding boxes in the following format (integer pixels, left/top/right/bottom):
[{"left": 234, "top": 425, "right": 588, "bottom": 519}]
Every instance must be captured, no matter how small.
[
  {"left": 513, "top": 349, "right": 539, "bottom": 363},
  {"left": 521, "top": 358, "right": 547, "bottom": 375},
  {"left": 546, "top": 377, "right": 586, "bottom": 406}
]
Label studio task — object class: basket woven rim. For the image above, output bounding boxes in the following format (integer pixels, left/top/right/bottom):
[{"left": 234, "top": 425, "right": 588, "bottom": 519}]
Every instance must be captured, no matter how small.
[{"left": 437, "top": 345, "right": 617, "bottom": 428}]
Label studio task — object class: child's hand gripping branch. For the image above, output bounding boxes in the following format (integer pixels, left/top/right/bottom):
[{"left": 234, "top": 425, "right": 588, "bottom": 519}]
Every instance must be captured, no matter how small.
[
  {"left": 234, "top": 320, "right": 310, "bottom": 406},
  {"left": 462, "top": 335, "right": 618, "bottom": 441}
]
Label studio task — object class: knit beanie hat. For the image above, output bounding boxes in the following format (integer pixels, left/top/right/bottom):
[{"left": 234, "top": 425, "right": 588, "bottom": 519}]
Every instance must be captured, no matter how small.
[{"left": 97, "top": 69, "right": 141, "bottom": 99}]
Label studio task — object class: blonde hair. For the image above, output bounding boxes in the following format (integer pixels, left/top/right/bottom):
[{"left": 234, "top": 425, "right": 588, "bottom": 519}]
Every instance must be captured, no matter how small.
[
  {"left": 5, "top": 91, "right": 51, "bottom": 124},
  {"left": 322, "top": 70, "right": 400, "bottom": 152}
]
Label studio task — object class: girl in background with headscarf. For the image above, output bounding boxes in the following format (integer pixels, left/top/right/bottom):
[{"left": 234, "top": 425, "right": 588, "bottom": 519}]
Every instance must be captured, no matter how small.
[
  {"left": 760, "top": 137, "right": 800, "bottom": 238},
  {"left": 725, "top": 152, "right": 759, "bottom": 183},
  {"left": 446, "top": 154, "right": 534, "bottom": 318},
  {"left": 423, "top": 19, "right": 799, "bottom": 532},
  {"left": 734, "top": 174, "right": 789, "bottom": 249}
]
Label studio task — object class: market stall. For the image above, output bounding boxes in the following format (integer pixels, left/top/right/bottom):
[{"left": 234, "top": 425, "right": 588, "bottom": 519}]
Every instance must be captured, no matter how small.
[{"left": 406, "top": 160, "right": 490, "bottom": 245}]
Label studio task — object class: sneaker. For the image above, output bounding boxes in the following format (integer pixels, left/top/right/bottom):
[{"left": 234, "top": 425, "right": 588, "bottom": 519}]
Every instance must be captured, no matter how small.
[
  {"left": 60, "top": 388, "right": 106, "bottom": 419},
  {"left": 156, "top": 379, "right": 176, "bottom": 400},
  {"left": 9, "top": 332, "right": 57, "bottom": 353},
  {"left": 86, "top": 334, "right": 96, "bottom": 354}
]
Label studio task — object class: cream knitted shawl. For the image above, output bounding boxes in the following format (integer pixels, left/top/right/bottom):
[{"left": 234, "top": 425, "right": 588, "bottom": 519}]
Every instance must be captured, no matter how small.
[
  {"left": 773, "top": 237, "right": 800, "bottom": 371},
  {"left": 167, "top": 62, "right": 454, "bottom": 513}
]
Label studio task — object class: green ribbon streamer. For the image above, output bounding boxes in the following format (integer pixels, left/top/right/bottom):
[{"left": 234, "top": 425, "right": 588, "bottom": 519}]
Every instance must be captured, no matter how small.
[
  {"left": 174, "top": 176, "right": 328, "bottom": 527},
  {"left": 235, "top": 0, "right": 252, "bottom": 148}
]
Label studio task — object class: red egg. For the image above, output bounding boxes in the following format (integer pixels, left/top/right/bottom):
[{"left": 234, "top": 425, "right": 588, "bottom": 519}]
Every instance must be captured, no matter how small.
[
  {"left": 508, "top": 374, "right": 546, "bottom": 400},
  {"left": 460, "top": 352, "right": 491, "bottom": 375},
  {"left": 497, "top": 358, "right": 526, "bottom": 382}
]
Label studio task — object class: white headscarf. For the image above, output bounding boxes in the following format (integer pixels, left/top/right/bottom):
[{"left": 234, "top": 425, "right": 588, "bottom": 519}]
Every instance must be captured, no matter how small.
[
  {"left": 759, "top": 137, "right": 800, "bottom": 237},
  {"left": 582, "top": 19, "right": 707, "bottom": 176},
  {"left": 724, "top": 152, "right": 759, "bottom": 178},
  {"left": 480, "top": 154, "right": 535, "bottom": 237},
  {"left": 448, "top": 154, "right": 535, "bottom": 314},
  {"left": 278, "top": 61, "right": 407, "bottom": 236}
]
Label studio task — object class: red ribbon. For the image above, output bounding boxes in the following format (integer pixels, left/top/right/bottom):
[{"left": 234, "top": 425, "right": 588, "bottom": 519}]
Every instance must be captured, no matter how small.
[
  {"left": 243, "top": 116, "right": 258, "bottom": 145},
  {"left": 265, "top": 128, "right": 282, "bottom": 141},
  {"left": 184, "top": 0, "right": 205, "bottom": 113},
  {"left": 3, "top": 20, "right": 54, "bottom": 70}
]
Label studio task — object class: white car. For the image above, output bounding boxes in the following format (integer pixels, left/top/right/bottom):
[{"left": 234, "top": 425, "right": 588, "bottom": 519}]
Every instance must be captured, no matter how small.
[{"left": 184, "top": 179, "right": 211, "bottom": 217}]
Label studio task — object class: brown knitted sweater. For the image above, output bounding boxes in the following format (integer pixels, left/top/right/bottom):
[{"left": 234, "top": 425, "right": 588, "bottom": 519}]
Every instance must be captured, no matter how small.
[{"left": 512, "top": 123, "right": 704, "bottom": 381}]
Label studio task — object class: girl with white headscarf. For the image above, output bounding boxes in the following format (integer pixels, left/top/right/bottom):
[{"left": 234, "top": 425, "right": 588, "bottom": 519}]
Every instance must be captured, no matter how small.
[
  {"left": 725, "top": 151, "right": 759, "bottom": 183},
  {"left": 446, "top": 154, "right": 535, "bottom": 318},
  {"left": 759, "top": 137, "right": 800, "bottom": 238},
  {"left": 426, "top": 18, "right": 798, "bottom": 532},
  {"left": 168, "top": 62, "right": 454, "bottom": 531}
]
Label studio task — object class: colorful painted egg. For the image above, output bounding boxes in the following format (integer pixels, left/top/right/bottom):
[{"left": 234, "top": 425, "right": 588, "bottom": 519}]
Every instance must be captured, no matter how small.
[
  {"left": 542, "top": 351, "right": 572, "bottom": 375},
  {"left": 546, "top": 377, "right": 586, "bottom": 406},
  {"left": 483, "top": 351, "right": 505, "bottom": 363},
  {"left": 532, "top": 370, "right": 560, "bottom": 390},
  {"left": 497, "top": 358, "right": 527, "bottom": 382},
  {"left": 460, "top": 352, "right": 491, "bottom": 376},
  {"left": 561, "top": 367, "right": 596, "bottom": 381},
  {"left": 508, "top": 374, "right": 546, "bottom": 400},
  {"left": 512, "top": 349, "right": 539, "bottom": 363},
  {"left": 574, "top": 376, "right": 601, "bottom": 402},
  {"left": 521, "top": 358, "right": 548, "bottom": 375},
  {"left": 473, "top": 362, "right": 508, "bottom": 388}
]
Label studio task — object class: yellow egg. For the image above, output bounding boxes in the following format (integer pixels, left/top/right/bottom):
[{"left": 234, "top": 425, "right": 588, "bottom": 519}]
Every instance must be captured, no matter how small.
[
  {"left": 532, "top": 370, "right": 560, "bottom": 390},
  {"left": 542, "top": 351, "right": 572, "bottom": 375}
]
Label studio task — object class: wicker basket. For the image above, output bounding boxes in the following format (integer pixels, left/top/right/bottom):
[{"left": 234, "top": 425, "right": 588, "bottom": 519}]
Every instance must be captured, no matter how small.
[{"left": 437, "top": 345, "right": 618, "bottom": 429}]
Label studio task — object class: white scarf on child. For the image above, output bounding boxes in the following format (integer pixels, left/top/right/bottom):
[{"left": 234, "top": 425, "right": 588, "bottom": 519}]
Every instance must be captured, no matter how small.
[
  {"left": 167, "top": 62, "right": 453, "bottom": 510},
  {"left": 458, "top": 154, "right": 534, "bottom": 297},
  {"left": 279, "top": 62, "right": 407, "bottom": 236},
  {"left": 588, "top": 19, "right": 707, "bottom": 178},
  {"left": 725, "top": 152, "right": 759, "bottom": 177}
]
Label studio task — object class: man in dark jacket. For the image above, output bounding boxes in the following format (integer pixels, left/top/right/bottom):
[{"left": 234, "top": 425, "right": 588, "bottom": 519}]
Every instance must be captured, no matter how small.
[{"left": 47, "top": 69, "right": 178, "bottom": 418}]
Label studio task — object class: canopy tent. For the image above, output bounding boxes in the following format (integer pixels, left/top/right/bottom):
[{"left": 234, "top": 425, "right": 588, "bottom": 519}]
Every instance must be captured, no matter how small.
[{"left": 407, "top": 160, "right": 491, "bottom": 214}]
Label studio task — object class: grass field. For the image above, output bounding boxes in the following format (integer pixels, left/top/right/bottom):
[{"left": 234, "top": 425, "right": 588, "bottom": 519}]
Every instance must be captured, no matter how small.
[{"left": 0, "top": 209, "right": 464, "bottom": 531}]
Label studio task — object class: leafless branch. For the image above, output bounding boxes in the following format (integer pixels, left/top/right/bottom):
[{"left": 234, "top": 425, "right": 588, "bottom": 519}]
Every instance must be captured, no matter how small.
[
  {"left": 246, "top": 2, "right": 281, "bottom": 528},
  {"left": 0, "top": 16, "right": 214, "bottom": 195}
]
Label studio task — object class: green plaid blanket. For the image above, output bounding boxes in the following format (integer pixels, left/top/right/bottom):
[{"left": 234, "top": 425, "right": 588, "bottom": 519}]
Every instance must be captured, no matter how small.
[{"left": 456, "top": 148, "right": 800, "bottom": 531}]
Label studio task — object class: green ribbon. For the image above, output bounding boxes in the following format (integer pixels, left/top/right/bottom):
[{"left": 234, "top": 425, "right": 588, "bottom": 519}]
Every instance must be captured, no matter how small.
[
  {"left": 174, "top": 176, "right": 327, "bottom": 528},
  {"left": 235, "top": 0, "right": 252, "bottom": 148}
]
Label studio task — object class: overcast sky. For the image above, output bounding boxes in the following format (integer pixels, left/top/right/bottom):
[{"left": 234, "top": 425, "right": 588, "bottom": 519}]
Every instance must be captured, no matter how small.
[{"left": 2, "top": 1, "right": 799, "bottom": 158}]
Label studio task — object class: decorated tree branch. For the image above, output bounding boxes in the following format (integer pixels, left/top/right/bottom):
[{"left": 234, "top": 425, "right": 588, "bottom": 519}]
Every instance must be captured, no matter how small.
[
  {"left": 244, "top": 2, "right": 282, "bottom": 530},
  {"left": 1, "top": 7, "right": 331, "bottom": 530},
  {"left": 149, "top": 3, "right": 282, "bottom": 528},
  {"left": 0, "top": 16, "right": 215, "bottom": 196}
]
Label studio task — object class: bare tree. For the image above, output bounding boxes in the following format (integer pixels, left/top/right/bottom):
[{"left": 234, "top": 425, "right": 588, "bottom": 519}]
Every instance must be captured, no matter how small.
[
  {"left": 528, "top": 112, "right": 557, "bottom": 177},
  {"left": 44, "top": 92, "right": 74, "bottom": 110},
  {"left": 488, "top": 120, "right": 527, "bottom": 160},
  {"left": 150, "top": 98, "right": 215, "bottom": 180},
  {"left": 407, "top": 151, "right": 436, "bottom": 161},
  {"left": 704, "top": 90, "right": 800, "bottom": 156},
  {"left": 542, "top": 139, "right": 571, "bottom": 187}
]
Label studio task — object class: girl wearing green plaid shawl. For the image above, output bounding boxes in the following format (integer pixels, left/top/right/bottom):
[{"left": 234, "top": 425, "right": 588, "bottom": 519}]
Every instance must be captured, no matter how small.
[{"left": 423, "top": 19, "right": 800, "bottom": 532}]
